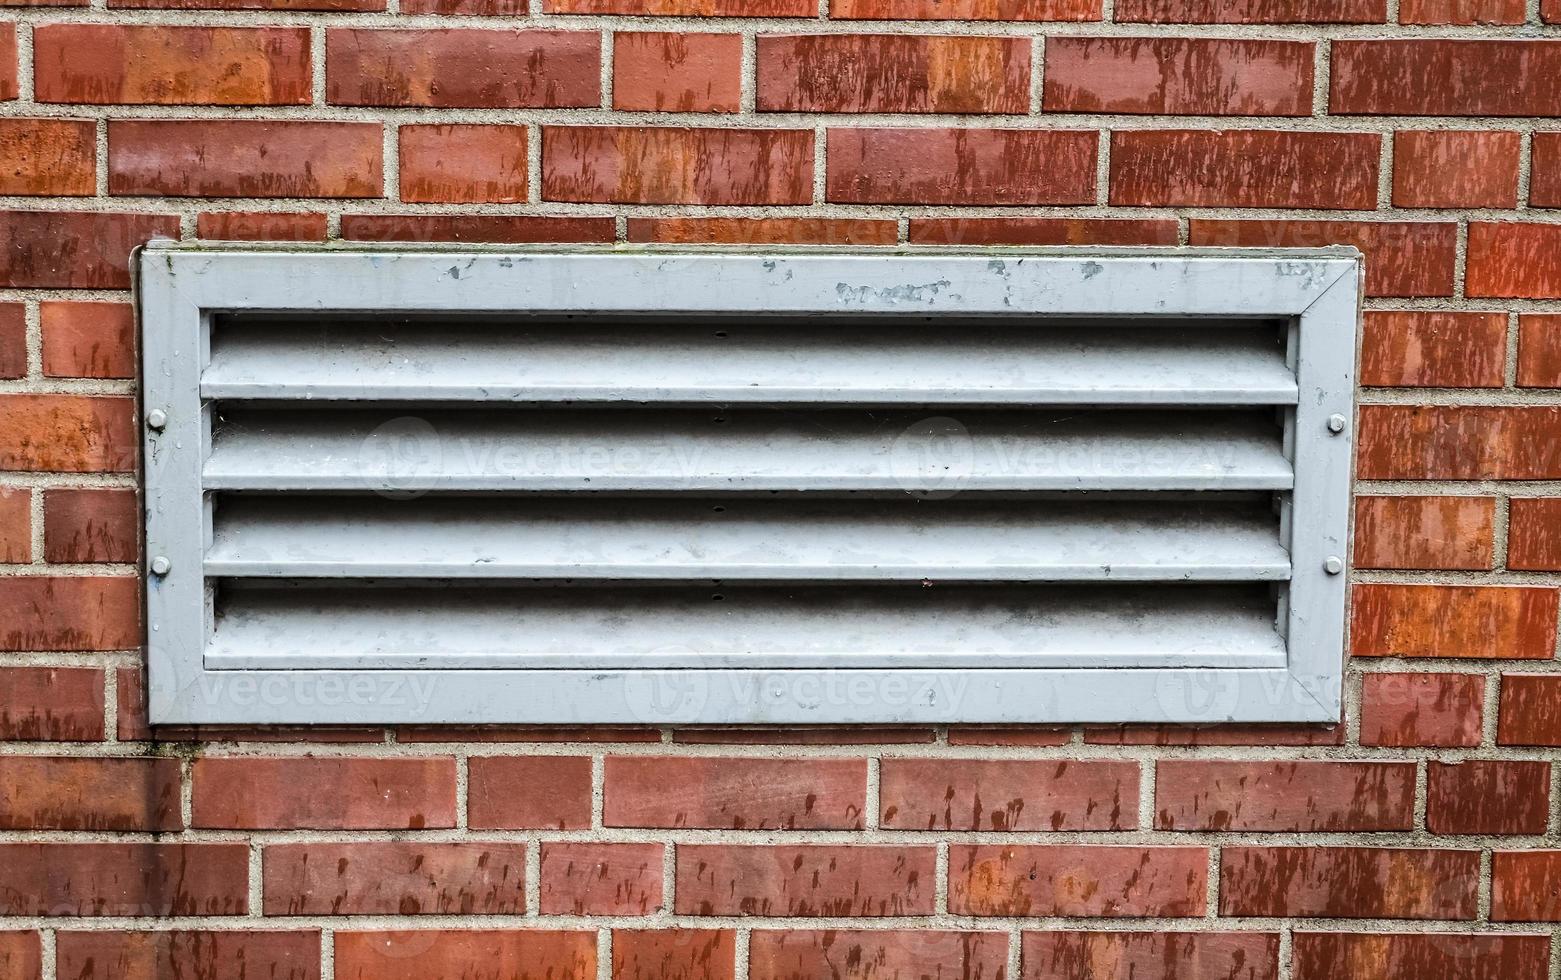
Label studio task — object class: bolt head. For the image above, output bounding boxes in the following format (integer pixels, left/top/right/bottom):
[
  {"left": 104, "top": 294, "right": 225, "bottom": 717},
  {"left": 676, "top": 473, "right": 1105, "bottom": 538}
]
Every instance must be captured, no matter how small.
[
  {"left": 146, "top": 409, "right": 168, "bottom": 431},
  {"left": 1323, "top": 556, "right": 1344, "bottom": 575},
  {"left": 149, "top": 555, "right": 171, "bottom": 576},
  {"left": 1327, "top": 413, "right": 1347, "bottom": 433}
]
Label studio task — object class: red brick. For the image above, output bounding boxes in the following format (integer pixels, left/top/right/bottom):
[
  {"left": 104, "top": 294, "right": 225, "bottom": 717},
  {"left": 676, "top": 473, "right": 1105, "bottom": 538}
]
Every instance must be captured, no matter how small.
[
  {"left": 1189, "top": 220, "right": 1456, "bottom": 297},
  {"left": 0, "top": 667, "right": 104, "bottom": 740},
  {"left": 832, "top": 0, "right": 1098, "bottom": 17},
  {"left": 758, "top": 34, "right": 1029, "bottom": 114},
  {"left": 605, "top": 756, "right": 865, "bottom": 830},
  {"left": 1493, "top": 851, "right": 1561, "bottom": 921},
  {"left": 196, "top": 212, "right": 327, "bottom": 241},
  {"left": 1353, "top": 496, "right": 1494, "bottom": 570},
  {"left": 0, "top": 211, "right": 178, "bottom": 288},
  {"left": 1332, "top": 41, "right": 1561, "bottom": 116},
  {"left": 945, "top": 726, "right": 1072, "bottom": 746},
  {"left": 34, "top": 25, "right": 309, "bottom": 105},
  {"left": 1401, "top": 0, "right": 1523, "bottom": 20},
  {"left": 751, "top": 930, "right": 1009, "bottom": 980},
  {"left": 1220, "top": 846, "right": 1479, "bottom": 919},
  {"left": 40, "top": 302, "right": 135, "bottom": 380},
  {"left": 1352, "top": 584, "right": 1557, "bottom": 659},
  {"left": 879, "top": 758, "right": 1137, "bottom": 831},
  {"left": 398, "top": 724, "right": 659, "bottom": 743},
  {"left": 0, "top": 119, "right": 94, "bottom": 195},
  {"left": 0, "top": 577, "right": 139, "bottom": 650},
  {"left": 0, "top": 486, "right": 25, "bottom": 562},
  {"left": 0, "top": 26, "right": 13, "bottom": 101},
  {"left": 1499, "top": 675, "right": 1561, "bottom": 746},
  {"left": 1111, "top": 131, "right": 1378, "bottom": 208},
  {"left": 341, "top": 215, "right": 615, "bottom": 244},
  {"left": 540, "top": 843, "right": 664, "bottom": 916},
  {"left": 1293, "top": 932, "right": 1549, "bottom": 980},
  {"left": 264, "top": 842, "right": 526, "bottom": 915},
  {"left": 1519, "top": 316, "right": 1561, "bottom": 387},
  {"left": 911, "top": 217, "right": 1178, "bottom": 246},
  {"left": 1548, "top": 0, "right": 1559, "bottom": 20},
  {"left": 1428, "top": 760, "right": 1550, "bottom": 835},
  {"left": 1046, "top": 38, "right": 1312, "bottom": 115},
  {"left": 545, "top": 127, "right": 812, "bottom": 205},
  {"left": 193, "top": 757, "right": 457, "bottom": 830},
  {"left": 676, "top": 845, "right": 935, "bottom": 916},
  {"left": 614, "top": 33, "right": 741, "bottom": 113},
  {"left": 951, "top": 845, "right": 1207, "bottom": 917},
  {"left": 401, "top": 0, "right": 523, "bottom": 11},
  {"left": 1156, "top": 760, "right": 1415, "bottom": 832},
  {"left": 399, "top": 125, "right": 526, "bottom": 204},
  {"left": 0, "top": 933, "right": 39, "bottom": 980},
  {"left": 673, "top": 727, "right": 936, "bottom": 744},
  {"left": 114, "top": 0, "right": 381, "bottom": 8},
  {"left": 1023, "top": 932, "right": 1280, "bottom": 980},
  {"left": 1084, "top": 723, "right": 1343, "bottom": 746},
  {"left": 109, "top": 120, "right": 380, "bottom": 199},
  {"left": 1360, "top": 673, "right": 1486, "bottom": 748},
  {"left": 0, "top": 303, "right": 20, "bottom": 378},
  {"left": 468, "top": 756, "right": 592, "bottom": 830},
  {"left": 0, "top": 843, "right": 248, "bottom": 916},
  {"left": 0, "top": 396, "right": 136, "bottom": 472},
  {"left": 1511, "top": 498, "right": 1561, "bottom": 570},
  {"left": 1357, "top": 405, "right": 1561, "bottom": 479},
  {"left": 334, "top": 931, "right": 596, "bottom": 980},
  {"left": 326, "top": 29, "right": 599, "bottom": 108},
  {"left": 1359, "top": 311, "right": 1507, "bottom": 389},
  {"left": 628, "top": 218, "right": 897, "bottom": 245},
  {"left": 58, "top": 931, "right": 320, "bottom": 980},
  {"left": 0, "top": 757, "right": 179, "bottom": 831},
  {"left": 1393, "top": 130, "right": 1520, "bottom": 208},
  {"left": 1534, "top": 133, "right": 1561, "bottom": 206},
  {"left": 549, "top": 0, "right": 808, "bottom": 14},
  {"left": 828, "top": 128, "right": 1097, "bottom": 205},
  {"left": 1468, "top": 223, "right": 1561, "bottom": 299},
  {"left": 613, "top": 930, "right": 735, "bottom": 980},
  {"left": 1117, "top": 0, "right": 1383, "bottom": 19}
]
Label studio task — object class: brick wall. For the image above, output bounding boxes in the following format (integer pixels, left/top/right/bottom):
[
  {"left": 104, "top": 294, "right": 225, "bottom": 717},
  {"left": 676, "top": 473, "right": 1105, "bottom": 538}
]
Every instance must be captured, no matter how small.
[{"left": 0, "top": 0, "right": 1559, "bottom": 974}]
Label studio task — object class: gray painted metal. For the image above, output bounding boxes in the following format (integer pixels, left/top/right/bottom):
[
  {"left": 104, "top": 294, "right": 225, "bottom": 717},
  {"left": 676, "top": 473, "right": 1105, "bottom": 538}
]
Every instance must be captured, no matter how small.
[{"left": 139, "top": 246, "right": 1359, "bottom": 725}]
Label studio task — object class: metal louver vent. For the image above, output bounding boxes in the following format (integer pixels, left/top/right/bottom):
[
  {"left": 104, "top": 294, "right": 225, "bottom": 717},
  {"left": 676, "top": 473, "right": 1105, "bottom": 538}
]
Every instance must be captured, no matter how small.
[{"left": 140, "top": 247, "right": 1359, "bottom": 725}]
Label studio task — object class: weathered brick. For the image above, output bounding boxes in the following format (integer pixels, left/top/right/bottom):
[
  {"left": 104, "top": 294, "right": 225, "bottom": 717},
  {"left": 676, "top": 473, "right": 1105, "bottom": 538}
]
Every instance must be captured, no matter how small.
[
  {"left": 1220, "top": 847, "right": 1479, "bottom": 919},
  {"left": 1360, "top": 673, "right": 1485, "bottom": 748},
  {"left": 1117, "top": 0, "right": 1383, "bottom": 20},
  {"left": 828, "top": 128, "right": 1097, "bottom": 205},
  {"left": 1352, "top": 584, "right": 1558, "bottom": 659},
  {"left": 1547, "top": 0, "right": 1559, "bottom": 21},
  {"left": 676, "top": 845, "right": 935, "bottom": 916},
  {"left": 949, "top": 845, "right": 1207, "bottom": 917},
  {"left": 0, "top": 119, "right": 94, "bottom": 195},
  {"left": 196, "top": 212, "right": 327, "bottom": 242},
  {"left": 264, "top": 842, "right": 526, "bottom": 915},
  {"left": 879, "top": 758, "right": 1138, "bottom": 831},
  {"left": 0, "top": 757, "right": 179, "bottom": 831},
  {"left": 193, "top": 757, "right": 457, "bottom": 830},
  {"left": 612, "top": 929, "right": 735, "bottom": 980},
  {"left": 34, "top": 25, "right": 310, "bottom": 105},
  {"left": 944, "top": 726, "right": 1071, "bottom": 746},
  {"left": 326, "top": 29, "right": 599, "bottom": 108},
  {"left": 1189, "top": 220, "right": 1456, "bottom": 297},
  {"left": 911, "top": 217, "right": 1178, "bottom": 246},
  {"left": 1332, "top": 40, "right": 1561, "bottom": 116},
  {"left": 0, "top": 667, "right": 103, "bottom": 740},
  {"left": 0, "top": 933, "right": 39, "bottom": 980},
  {"left": 1084, "top": 723, "right": 1343, "bottom": 746},
  {"left": 1359, "top": 311, "right": 1507, "bottom": 389},
  {"left": 0, "top": 396, "right": 136, "bottom": 472},
  {"left": 675, "top": 727, "right": 938, "bottom": 744},
  {"left": 399, "top": 124, "right": 525, "bottom": 204},
  {"left": 40, "top": 302, "right": 135, "bottom": 380},
  {"left": 1393, "top": 130, "right": 1520, "bottom": 207},
  {"left": 1045, "top": 38, "right": 1313, "bottom": 115},
  {"left": 628, "top": 217, "right": 897, "bottom": 245},
  {"left": 1511, "top": 497, "right": 1561, "bottom": 570},
  {"left": 1292, "top": 932, "right": 1550, "bottom": 979},
  {"left": 1111, "top": 130, "right": 1378, "bottom": 208},
  {"left": 468, "top": 756, "right": 593, "bottom": 830},
  {"left": 1400, "top": 0, "right": 1524, "bottom": 20},
  {"left": 1357, "top": 406, "right": 1561, "bottom": 480},
  {"left": 0, "top": 577, "right": 139, "bottom": 650},
  {"left": 57, "top": 931, "right": 320, "bottom": 980},
  {"left": 1534, "top": 133, "right": 1561, "bottom": 206},
  {"left": 1023, "top": 931, "right": 1280, "bottom": 980},
  {"left": 0, "top": 304, "right": 20, "bottom": 379},
  {"left": 540, "top": 843, "right": 664, "bottom": 916},
  {"left": 113, "top": 0, "right": 380, "bottom": 8},
  {"left": 614, "top": 33, "right": 741, "bottom": 113},
  {"left": 1468, "top": 223, "right": 1561, "bottom": 299},
  {"left": 1498, "top": 675, "right": 1561, "bottom": 746},
  {"left": 1518, "top": 315, "right": 1561, "bottom": 388},
  {"left": 758, "top": 34, "right": 1029, "bottom": 114},
  {"left": 0, "top": 211, "right": 178, "bottom": 288},
  {"left": 0, "top": 843, "right": 248, "bottom": 916},
  {"left": 0, "top": 27, "right": 12, "bottom": 101},
  {"left": 549, "top": 0, "right": 808, "bottom": 13},
  {"left": 0, "top": 487, "right": 24, "bottom": 561},
  {"left": 400, "top": 724, "right": 659, "bottom": 743},
  {"left": 1353, "top": 496, "right": 1494, "bottom": 570},
  {"left": 334, "top": 931, "right": 596, "bottom": 980},
  {"left": 110, "top": 120, "right": 380, "bottom": 198},
  {"left": 1492, "top": 851, "right": 1561, "bottom": 921},
  {"left": 401, "top": 0, "right": 522, "bottom": 12},
  {"left": 545, "top": 127, "right": 811, "bottom": 205},
  {"left": 751, "top": 930, "right": 1009, "bottom": 980},
  {"left": 1427, "top": 760, "right": 1550, "bottom": 835},
  {"left": 1156, "top": 760, "right": 1415, "bottom": 832},
  {"left": 341, "top": 215, "right": 615, "bottom": 244},
  {"left": 605, "top": 756, "right": 866, "bottom": 830},
  {"left": 832, "top": 0, "right": 1098, "bottom": 17}
]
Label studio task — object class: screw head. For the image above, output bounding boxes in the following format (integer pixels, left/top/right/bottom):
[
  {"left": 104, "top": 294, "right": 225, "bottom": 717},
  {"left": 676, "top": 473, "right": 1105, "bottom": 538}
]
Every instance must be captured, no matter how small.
[
  {"left": 1323, "top": 556, "right": 1344, "bottom": 575},
  {"left": 149, "top": 555, "right": 171, "bottom": 576},
  {"left": 1327, "top": 413, "right": 1347, "bottom": 433},
  {"left": 146, "top": 409, "right": 168, "bottom": 431}
]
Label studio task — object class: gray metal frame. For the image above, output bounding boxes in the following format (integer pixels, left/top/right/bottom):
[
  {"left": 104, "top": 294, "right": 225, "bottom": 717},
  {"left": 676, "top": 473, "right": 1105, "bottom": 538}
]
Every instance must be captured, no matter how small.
[{"left": 139, "top": 245, "right": 1359, "bottom": 726}]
